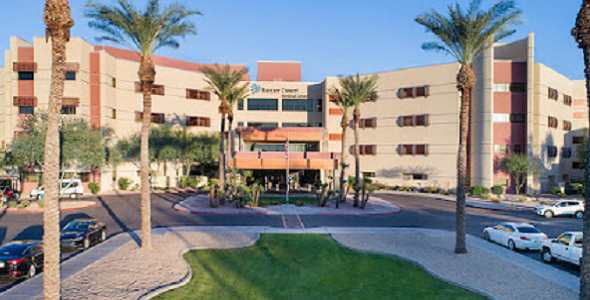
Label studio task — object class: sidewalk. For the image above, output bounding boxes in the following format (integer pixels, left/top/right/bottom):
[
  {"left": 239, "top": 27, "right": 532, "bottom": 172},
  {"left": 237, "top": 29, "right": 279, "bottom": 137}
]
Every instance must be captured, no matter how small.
[
  {"left": 0, "top": 227, "right": 578, "bottom": 300},
  {"left": 174, "top": 194, "right": 401, "bottom": 215},
  {"left": 376, "top": 190, "right": 539, "bottom": 212}
]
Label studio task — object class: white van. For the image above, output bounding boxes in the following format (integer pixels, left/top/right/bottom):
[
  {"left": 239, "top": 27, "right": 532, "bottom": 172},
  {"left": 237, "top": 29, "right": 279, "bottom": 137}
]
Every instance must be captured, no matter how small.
[{"left": 30, "top": 179, "right": 84, "bottom": 200}]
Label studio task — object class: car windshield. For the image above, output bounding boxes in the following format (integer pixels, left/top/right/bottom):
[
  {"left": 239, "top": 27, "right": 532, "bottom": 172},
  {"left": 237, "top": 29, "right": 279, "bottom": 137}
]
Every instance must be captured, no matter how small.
[
  {"left": 517, "top": 227, "right": 541, "bottom": 233},
  {"left": 63, "top": 222, "right": 92, "bottom": 232},
  {"left": 0, "top": 243, "right": 30, "bottom": 256}
]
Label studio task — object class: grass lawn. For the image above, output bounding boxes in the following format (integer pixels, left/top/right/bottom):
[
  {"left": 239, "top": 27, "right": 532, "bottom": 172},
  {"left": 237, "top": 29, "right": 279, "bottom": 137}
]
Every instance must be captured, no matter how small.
[
  {"left": 259, "top": 195, "right": 316, "bottom": 204},
  {"left": 153, "top": 235, "right": 486, "bottom": 300}
]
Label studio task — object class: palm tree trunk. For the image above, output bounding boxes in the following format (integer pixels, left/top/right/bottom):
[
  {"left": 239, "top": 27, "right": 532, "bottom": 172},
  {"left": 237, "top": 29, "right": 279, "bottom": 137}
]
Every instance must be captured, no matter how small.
[
  {"left": 227, "top": 112, "right": 234, "bottom": 183},
  {"left": 353, "top": 107, "right": 361, "bottom": 207},
  {"left": 43, "top": 1, "right": 73, "bottom": 299},
  {"left": 219, "top": 111, "right": 226, "bottom": 197},
  {"left": 139, "top": 57, "right": 156, "bottom": 250},
  {"left": 338, "top": 115, "right": 349, "bottom": 209},
  {"left": 455, "top": 64, "right": 476, "bottom": 254},
  {"left": 574, "top": 4, "right": 590, "bottom": 298}
]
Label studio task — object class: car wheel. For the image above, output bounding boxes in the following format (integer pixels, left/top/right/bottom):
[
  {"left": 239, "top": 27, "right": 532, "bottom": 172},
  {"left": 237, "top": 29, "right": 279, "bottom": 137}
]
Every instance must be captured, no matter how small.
[
  {"left": 100, "top": 230, "right": 106, "bottom": 242},
  {"left": 36, "top": 195, "right": 40, "bottom": 201},
  {"left": 576, "top": 211, "right": 584, "bottom": 219},
  {"left": 542, "top": 248, "right": 554, "bottom": 263},
  {"left": 484, "top": 232, "right": 490, "bottom": 241},
  {"left": 83, "top": 238, "right": 90, "bottom": 250},
  {"left": 544, "top": 210, "right": 554, "bottom": 218},
  {"left": 508, "top": 240, "right": 516, "bottom": 251},
  {"left": 27, "top": 264, "right": 36, "bottom": 278}
]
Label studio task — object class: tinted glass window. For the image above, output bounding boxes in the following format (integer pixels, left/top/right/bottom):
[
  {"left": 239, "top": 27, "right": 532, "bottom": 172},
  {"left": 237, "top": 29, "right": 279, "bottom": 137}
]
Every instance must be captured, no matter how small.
[
  {"left": 558, "top": 234, "right": 572, "bottom": 245},
  {"left": 517, "top": 227, "right": 541, "bottom": 234},
  {"left": 247, "top": 99, "right": 278, "bottom": 111},
  {"left": 18, "top": 72, "right": 34, "bottom": 80},
  {"left": 0, "top": 243, "right": 30, "bottom": 256},
  {"left": 503, "top": 225, "right": 515, "bottom": 232},
  {"left": 65, "top": 72, "right": 76, "bottom": 81},
  {"left": 63, "top": 222, "right": 91, "bottom": 232}
]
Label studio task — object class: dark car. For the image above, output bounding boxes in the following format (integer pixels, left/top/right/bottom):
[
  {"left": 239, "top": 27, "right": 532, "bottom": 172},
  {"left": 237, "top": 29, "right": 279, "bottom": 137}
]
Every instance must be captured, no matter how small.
[
  {"left": 60, "top": 219, "right": 107, "bottom": 250},
  {"left": 0, "top": 240, "right": 43, "bottom": 278}
]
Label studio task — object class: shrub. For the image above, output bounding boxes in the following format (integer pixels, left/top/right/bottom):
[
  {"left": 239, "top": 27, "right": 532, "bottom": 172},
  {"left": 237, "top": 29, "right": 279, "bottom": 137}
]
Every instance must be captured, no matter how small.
[
  {"left": 130, "top": 184, "right": 140, "bottom": 192},
  {"left": 21, "top": 200, "right": 30, "bottom": 208},
  {"left": 271, "top": 201, "right": 279, "bottom": 205},
  {"left": 469, "top": 186, "right": 484, "bottom": 196},
  {"left": 119, "top": 178, "right": 131, "bottom": 190},
  {"left": 526, "top": 193, "right": 533, "bottom": 198},
  {"left": 373, "top": 182, "right": 388, "bottom": 190},
  {"left": 482, "top": 194, "right": 490, "bottom": 200},
  {"left": 37, "top": 199, "right": 45, "bottom": 208},
  {"left": 296, "top": 200, "right": 305, "bottom": 206},
  {"left": 491, "top": 198, "right": 501, "bottom": 203},
  {"left": 550, "top": 187, "right": 561, "bottom": 195},
  {"left": 491, "top": 186, "right": 504, "bottom": 195},
  {"left": 565, "top": 183, "right": 584, "bottom": 195},
  {"left": 88, "top": 183, "right": 100, "bottom": 195},
  {"left": 260, "top": 201, "right": 269, "bottom": 206},
  {"left": 7, "top": 201, "right": 17, "bottom": 208},
  {"left": 518, "top": 197, "right": 527, "bottom": 203},
  {"left": 540, "top": 201, "right": 549, "bottom": 205},
  {"left": 448, "top": 189, "right": 457, "bottom": 195},
  {"left": 482, "top": 187, "right": 491, "bottom": 195}
]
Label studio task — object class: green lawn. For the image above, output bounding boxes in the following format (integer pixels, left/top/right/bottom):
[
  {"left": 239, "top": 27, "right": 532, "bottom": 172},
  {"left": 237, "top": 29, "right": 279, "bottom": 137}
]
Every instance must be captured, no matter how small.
[{"left": 153, "top": 235, "right": 487, "bottom": 300}]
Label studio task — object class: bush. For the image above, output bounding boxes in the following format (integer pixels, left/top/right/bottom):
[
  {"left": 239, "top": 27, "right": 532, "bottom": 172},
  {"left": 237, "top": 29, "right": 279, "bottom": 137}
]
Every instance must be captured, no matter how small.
[
  {"left": 271, "top": 201, "right": 279, "bottom": 205},
  {"left": 550, "top": 187, "right": 562, "bottom": 195},
  {"left": 448, "top": 189, "right": 457, "bottom": 195},
  {"left": 565, "top": 183, "right": 584, "bottom": 195},
  {"left": 469, "top": 186, "right": 484, "bottom": 196},
  {"left": 21, "top": 200, "right": 30, "bottom": 208},
  {"left": 518, "top": 197, "right": 527, "bottom": 203},
  {"left": 373, "top": 182, "right": 388, "bottom": 190},
  {"left": 88, "top": 183, "right": 100, "bottom": 195},
  {"left": 482, "top": 187, "right": 491, "bottom": 195},
  {"left": 260, "top": 201, "right": 269, "bottom": 206},
  {"left": 296, "top": 200, "right": 305, "bottom": 206},
  {"left": 7, "top": 201, "right": 17, "bottom": 208},
  {"left": 37, "top": 199, "right": 45, "bottom": 208},
  {"left": 130, "top": 184, "right": 140, "bottom": 192},
  {"left": 491, "top": 198, "right": 501, "bottom": 203},
  {"left": 482, "top": 194, "right": 490, "bottom": 200},
  {"left": 119, "top": 178, "right": 131, "bottom": 190},
  {"left": 491, "top": 186, "right": 504, "bottom": 195}
]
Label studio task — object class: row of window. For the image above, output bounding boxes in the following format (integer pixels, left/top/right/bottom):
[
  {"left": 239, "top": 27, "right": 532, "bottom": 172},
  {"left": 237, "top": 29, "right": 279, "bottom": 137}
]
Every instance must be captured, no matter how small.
[
  {"left": 18, "top": 71, "right": 77, "bottom": 81},
  {"left": 240, "top": 98, "right": 323, "bottom": 112},
  {"left": 399, "top": 144, "right": 428, "bottom": 156},
  {"left": 493, "top": 113, "right": 525, "bottom": 123},
  {"left": 399, "top": 114, "right": 429, "bottom": 127},
  {"left": 399, "top": 86, "right": 429, "bottom": 99},
  {"left": 18, "top": 106, "right": 77, "bottom": 115},
  {"left": 359, "top": 118, "right": 377, "bottom": 129},
  {"left": 548, "top": 87, "right": 573, "bottom": 107},
  {"left": 134, "top": 112, "right": 211, "bottom": 127},
  {"left": 547, "top": 116, "right": 572, "bottom": 131},
  {"left": 494, "top": 144, "right": 524, "bottom": 155},
  {"left": 238, "top": 122, "right": 323, "bottom": 128},
  {"left": 547, "top": 146, "right": 573, "bottom": 158},
  {"left": 493, "top": 83, "right": 526, "bottom": 93}
]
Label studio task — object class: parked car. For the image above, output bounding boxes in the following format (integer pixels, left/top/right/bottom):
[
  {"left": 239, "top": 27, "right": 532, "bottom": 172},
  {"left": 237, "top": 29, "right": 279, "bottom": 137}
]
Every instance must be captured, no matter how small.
[
  {"left": 541, "top": 232, "right": 582, "bottom": 267},
  {"left": 0, "top": 240, "right": 43, "bottom": 278},
  {"left": 535, "top": 200, "right": 584, "bottom": 219},
  {"left": 0, "top": 186, "right": 19, "bottom": 200},
  {"left": 60, "top": 219, "right": 107, "bottom": 250},
  {"left": 483, "top": 222, "right": 547, "bottom": 251},
  {"left": 31, "top": 179, "right": 84, "bottom": 200}
]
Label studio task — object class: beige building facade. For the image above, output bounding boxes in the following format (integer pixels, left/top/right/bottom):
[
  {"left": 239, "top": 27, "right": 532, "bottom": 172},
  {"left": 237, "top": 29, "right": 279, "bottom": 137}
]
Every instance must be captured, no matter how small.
[{"left": 0, "top": 34, "right": 586, "bottom": 194}]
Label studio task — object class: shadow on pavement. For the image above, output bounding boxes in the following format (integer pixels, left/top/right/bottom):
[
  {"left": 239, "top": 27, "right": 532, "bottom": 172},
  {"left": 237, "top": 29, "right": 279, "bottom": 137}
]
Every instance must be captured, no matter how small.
[{"left": 96, "top": 197, "right": 140, "bottom": 247}]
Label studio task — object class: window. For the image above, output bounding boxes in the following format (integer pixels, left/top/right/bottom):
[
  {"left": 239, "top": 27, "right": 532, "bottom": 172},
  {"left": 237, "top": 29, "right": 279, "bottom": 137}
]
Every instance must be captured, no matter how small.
[
  {"left": 363, "top": 172, "right": 376, "bottom": 178},
  {"left": 402, "top": 173, "right": 428, "bottom": 180},
  {"left": 547, "top": 116, "right": 558, "bottom": 128},
  {"left": 513, "top": 144, "right": 523, "bottom": 154},
  {"left": 493, "top": 83, "right": 526, "bottom": 93},
  {"left": 283, "top": 123, "right": 313, "bottom": 128},
  {"left": 316, "top": 99, "right": 323, "bottom": 112},
  {"left": 186, "top": 89, "right": 211, "bottom": 100},
  {"left": 557, "top": 234, "right": 572, "bottom": 245},
  {"left": 282, "top": 99, "right": 314, "bottom": 111},
  {"left": 399, "top": 144, "right": 428, "bottom": 156},
  {"left": 186, "top": 116, "right": 211, "bottom": 127},
  {"left": 548, "top": 87, "right": 559, "bottom": 100},
  {"left": 563, "top": 120, "right": 572, "bottom": 131},
  {"left": 18, "top": 72, "right": 34, "bottom": 80},
  {"left": 573, "top": 162, "right": 584, "bottom": 169},
  {"left": 399, "top": 114, "right": 429, "bottom": 127},
  {"left": 564, "top": 94, "right": 573, "bottom": 106},
  {"left": 19, "top": 106, "right": 34, "bottom": 114},
  {"left": 360, "top": 118, "right": 377, "bottom": 128},
  {"left": 510, "top": 114, "right": 526, "bottom": 123},
  {"left": 112, "top": 78, "right": 117, "bottom": 88},
  {"left": 135, "top": 112, "right": 165, "bottom": 124},
  {"left": 111, "top": 108, "right": 117, "bottom": 119},
  {"left": 415, "top": 115, "right": 428, "bottom": 126},
  {"left": 61, "top": 106, "right": 76, "bottom": 115},
  {"left": 135, "top": 82, "right": 165, "bottom": 95},
  {"left": 247, "top": 99, "right": 278, "bottom": 111},
  {"left": 237, "top": 122, "right": 244, "bottom": 128},
  {"left": 238, "top": 99, "right": 244, "bottom": 110},
  {"left": 493, "top": 113, "right": 510, "bottom": 123},
  {"left": 359, "top": 145, "right": 377, "bottom": 155},
  {"left": 248, "top": 122, "right": 278, "bottom": 128},
  {"left": 562, "top": 147, "right": 572, "bottom": 158},
  {"left": 547, "top": 146, "right": 558, "bottom": 158},
  {"left": 494, "top": 178, "right": 509, "bottom": 186},
  {"left": 401, "top": 116, "right": 413, "bottom": 127},
  {"left": 574, "top": 136, "right": 585, "bottom": 144},
  {"left": 65, "top": 71, "right": 76, "bottom": 81},
  {"left": 329, "top": 95, "right": 339, "bottom": 103},
  {"left": 398, "top": 85, "right": 429, "bottom": 99},
  {"left": 494, "top": 145, "right": 508, "bottom": 154}
]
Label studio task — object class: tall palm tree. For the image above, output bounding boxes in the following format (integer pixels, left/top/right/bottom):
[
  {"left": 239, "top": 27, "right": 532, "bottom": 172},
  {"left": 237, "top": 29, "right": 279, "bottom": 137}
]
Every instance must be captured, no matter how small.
[
  {"left": 43, "top": 2, "right": 74, "bottom": 299},
  {"left": 416, "top": 0, "right": 521, "bottom": 253},
  {"left": 348, "top": 74, "right": 378, "bottom": 207},
  {"left": 86, "top": 0, "right": 200, "bottom": 249},
  {"left": 329, "top": 82, "right": 354, "bottom": 208},
  {"left": 226, "top": 82, "right": 250, "bottom": 174},
  {"left": 200, "top": 65, "right": 248, "bottom": 190},
  {"left": 573, "top": 2, "right": 590, "bottom": 298}
]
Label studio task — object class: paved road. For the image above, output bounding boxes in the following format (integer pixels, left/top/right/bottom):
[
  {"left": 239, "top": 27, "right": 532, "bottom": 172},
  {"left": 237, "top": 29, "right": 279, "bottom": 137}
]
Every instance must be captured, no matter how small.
[{"left": 0, "top": 191, "right": 582, "bottom": 289}]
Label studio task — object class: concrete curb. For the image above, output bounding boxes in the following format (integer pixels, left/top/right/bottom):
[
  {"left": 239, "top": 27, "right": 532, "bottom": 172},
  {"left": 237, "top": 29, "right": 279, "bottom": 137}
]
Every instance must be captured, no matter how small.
[{"left": 0, "top": 201, "right": 98, "bottom": 214}]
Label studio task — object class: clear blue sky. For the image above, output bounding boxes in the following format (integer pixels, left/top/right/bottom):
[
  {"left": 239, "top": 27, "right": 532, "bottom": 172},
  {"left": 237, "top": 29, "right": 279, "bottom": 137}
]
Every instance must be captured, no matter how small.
[{"left": 0, "top": 0, "right": 583, "bottom": 82}]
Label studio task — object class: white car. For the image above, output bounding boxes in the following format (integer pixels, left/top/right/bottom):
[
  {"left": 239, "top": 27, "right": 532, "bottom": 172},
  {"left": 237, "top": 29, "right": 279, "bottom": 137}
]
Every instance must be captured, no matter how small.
[
  {"left": 535, "top": 200, "right": 585, "bottom": 219},
  {"left": 541, "top": 232, "right": 582, "bottom": 267},
  {"left": 483, "top": 222, "right": 547, "bottom": 251},
  {"left": 30, "top": 179, "right": 84, "bottom": 200}
]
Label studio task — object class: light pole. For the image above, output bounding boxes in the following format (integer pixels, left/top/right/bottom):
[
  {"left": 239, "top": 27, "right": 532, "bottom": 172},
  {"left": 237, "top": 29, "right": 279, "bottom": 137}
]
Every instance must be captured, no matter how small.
[{"left": 573, "top": 1, "right": 590, "bottom": 299}]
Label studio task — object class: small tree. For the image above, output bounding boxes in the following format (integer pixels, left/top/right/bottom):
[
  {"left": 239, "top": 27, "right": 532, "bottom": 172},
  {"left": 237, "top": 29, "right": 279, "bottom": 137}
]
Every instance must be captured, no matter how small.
[{"left": 501, "top": 154, "right": 541, "bottom": 194}]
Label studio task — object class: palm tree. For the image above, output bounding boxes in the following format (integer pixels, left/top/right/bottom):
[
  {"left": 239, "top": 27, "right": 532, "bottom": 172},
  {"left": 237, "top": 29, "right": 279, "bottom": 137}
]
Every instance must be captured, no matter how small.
[
  {"left": 226, "top": 81, "right": 250, "bottom": 175},
  {"left": 573, "top": 2, "right": 590, "bottom": 298},
  {"left": 416, "top": 0, "right": 521, "bottom": 253},
  {"left": 43, "top": 1, "right": 74, "bottom": 299},
  {"left": 329, "top": 84, "right": 353, "bottom": 208},
  {"left": 348, "top": 75, "right": 378, "bottom": 207},
  {"left": 86, "top": 0, "right": 200, "bottom": 249},
  {"left": 200, "top": 65, "right": 248, "bottom": 190}
]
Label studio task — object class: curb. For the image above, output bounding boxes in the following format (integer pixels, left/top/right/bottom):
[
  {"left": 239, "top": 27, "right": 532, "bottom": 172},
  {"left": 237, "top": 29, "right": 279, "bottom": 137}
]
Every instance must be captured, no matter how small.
[
  {"left": 173, "top": 207, "right": 267, "bottom": 215},
  {"left": 0, "top": 202, "right": 98, "bottom": 214}
]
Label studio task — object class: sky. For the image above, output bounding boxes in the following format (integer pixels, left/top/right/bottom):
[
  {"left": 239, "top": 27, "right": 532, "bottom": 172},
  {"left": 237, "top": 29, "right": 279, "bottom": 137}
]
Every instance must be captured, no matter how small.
[{"left": 0, "top": 0, "right": 583, "bottom": 82}]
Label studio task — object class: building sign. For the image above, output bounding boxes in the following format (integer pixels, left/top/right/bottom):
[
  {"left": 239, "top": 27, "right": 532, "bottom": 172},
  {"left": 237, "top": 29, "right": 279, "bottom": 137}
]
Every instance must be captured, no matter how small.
[{"left": 250, "top": 84, "right": 307, "bottom": 98}]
